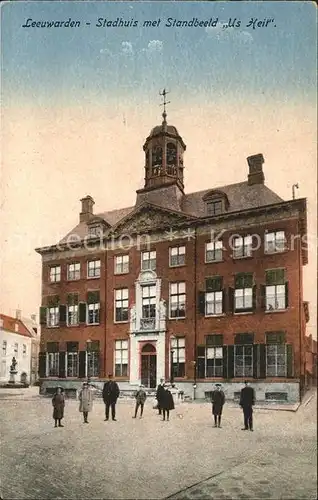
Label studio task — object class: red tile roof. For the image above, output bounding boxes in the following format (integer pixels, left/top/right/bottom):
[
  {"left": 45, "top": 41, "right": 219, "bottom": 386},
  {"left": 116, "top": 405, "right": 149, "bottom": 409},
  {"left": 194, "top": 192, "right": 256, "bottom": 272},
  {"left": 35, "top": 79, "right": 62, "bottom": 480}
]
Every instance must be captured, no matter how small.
[{"left": 0, "top": 313, "right": 32, "bottom": 338}]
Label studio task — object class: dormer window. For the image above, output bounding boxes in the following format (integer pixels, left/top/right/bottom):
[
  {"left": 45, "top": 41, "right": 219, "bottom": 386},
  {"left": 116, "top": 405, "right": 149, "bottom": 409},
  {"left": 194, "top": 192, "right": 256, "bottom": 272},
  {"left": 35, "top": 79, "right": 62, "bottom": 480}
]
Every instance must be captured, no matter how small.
[
  {"left": 207, "top": 200, "right": 223, "bottom": 216},
  {"left": 88, "top": 226, "right": 102, "bottom": 238},
  {"left": 203, "top": 190, "right": 229, "bottom": 216}
]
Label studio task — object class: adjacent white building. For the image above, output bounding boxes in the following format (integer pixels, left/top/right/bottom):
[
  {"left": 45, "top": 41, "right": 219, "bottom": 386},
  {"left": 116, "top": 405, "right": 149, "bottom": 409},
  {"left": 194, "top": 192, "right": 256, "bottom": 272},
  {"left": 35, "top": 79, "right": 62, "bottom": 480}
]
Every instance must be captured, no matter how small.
[{"left": 0, "top": 313, "right": 33, "bottom": 384}]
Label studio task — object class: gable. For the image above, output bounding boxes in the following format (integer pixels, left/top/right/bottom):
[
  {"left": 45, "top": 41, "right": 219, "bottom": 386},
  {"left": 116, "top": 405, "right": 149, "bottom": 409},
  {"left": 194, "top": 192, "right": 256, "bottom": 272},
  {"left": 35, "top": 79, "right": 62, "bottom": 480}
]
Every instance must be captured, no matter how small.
[{"left": 112, "top": 203, "right": 197, "bottom": 235}]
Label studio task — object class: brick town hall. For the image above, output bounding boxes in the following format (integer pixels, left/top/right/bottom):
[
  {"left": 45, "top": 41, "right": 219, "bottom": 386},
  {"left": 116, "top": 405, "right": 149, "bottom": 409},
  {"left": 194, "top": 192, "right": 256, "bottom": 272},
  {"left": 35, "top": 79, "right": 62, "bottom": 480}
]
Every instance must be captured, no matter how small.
[{"left": 36, "top": 95, "right": 309, "bottom": 403}]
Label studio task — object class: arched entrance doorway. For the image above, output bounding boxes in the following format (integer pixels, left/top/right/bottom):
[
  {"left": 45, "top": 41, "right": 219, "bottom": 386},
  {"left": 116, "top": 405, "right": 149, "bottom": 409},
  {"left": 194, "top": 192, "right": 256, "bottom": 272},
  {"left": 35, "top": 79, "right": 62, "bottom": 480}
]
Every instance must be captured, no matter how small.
[{"left": 140, "top": 343, "right": 157, "bottom": 388}]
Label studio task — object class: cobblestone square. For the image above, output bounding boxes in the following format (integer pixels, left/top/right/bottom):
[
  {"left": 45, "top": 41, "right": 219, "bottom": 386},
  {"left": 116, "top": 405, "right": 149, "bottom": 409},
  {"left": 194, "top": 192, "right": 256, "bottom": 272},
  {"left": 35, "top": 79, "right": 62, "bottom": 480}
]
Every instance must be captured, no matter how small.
[{"left": 0, "top": 389, "right": 316, "bottom": 499}]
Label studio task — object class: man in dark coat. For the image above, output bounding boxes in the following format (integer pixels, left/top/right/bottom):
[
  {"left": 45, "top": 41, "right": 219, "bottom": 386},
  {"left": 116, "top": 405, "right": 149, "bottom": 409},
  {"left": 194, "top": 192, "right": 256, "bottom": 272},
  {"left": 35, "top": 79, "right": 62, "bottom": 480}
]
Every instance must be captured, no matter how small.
[
  {"left": 52, "top": 387, "right": 65, "bottom": 428},
  {"left": 239, "top": 381, "right": 255, "bottom": 431},
  {"left": 211, "top": 383, "right": 225, "bottom": 428},
  {"left": 156, "top": 378, "right": 165, "bottom": 415},
  {"left": 161, "top": 385, "right": 175, "bottom": 421},
  {"left": 102, "top": 374, "right": 120, "bottom": 421}
]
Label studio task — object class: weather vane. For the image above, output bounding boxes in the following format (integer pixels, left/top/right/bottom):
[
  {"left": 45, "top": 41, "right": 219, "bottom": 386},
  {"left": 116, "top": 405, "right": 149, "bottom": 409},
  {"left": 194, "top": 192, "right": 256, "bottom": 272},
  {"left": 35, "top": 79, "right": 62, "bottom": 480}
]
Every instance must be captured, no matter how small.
[{"left": 159, "top": 88, "right": 170, "bottom": 121}]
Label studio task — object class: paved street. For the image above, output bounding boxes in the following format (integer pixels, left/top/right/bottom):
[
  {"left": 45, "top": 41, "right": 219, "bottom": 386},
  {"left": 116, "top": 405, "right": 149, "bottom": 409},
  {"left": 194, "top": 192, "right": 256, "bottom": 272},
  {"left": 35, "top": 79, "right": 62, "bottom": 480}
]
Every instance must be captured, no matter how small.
[{"left": 0, "top": 389, "right": 316, "bottom": 499}]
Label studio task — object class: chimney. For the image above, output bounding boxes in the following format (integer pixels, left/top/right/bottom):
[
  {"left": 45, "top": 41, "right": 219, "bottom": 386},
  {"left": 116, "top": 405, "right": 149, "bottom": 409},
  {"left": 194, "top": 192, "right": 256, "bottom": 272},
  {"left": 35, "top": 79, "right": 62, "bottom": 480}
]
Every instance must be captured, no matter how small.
[
  {"left": 15, "top": 309, "right": 22, "bottom": 320},
  {"left": 80, "top": 195, "right": 95, "bottom": 223},
  {"left": 247, "top": 154, "right": 265, "bottom": 186}
]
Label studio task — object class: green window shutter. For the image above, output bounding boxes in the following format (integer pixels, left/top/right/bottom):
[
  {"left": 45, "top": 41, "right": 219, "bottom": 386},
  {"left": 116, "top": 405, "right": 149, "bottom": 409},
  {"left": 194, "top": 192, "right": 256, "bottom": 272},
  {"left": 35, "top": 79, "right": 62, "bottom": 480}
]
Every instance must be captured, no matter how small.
[
  {"left": 285, "top": 283, "right": 289, "bottom": 308},
  {"left": 253, "top": 344, "right": 259, "bottom": 378},
  {"left": 227, "top": 345, "right": 234, "bottom": 379},
  {"left": 206, "top": 334, "right": 223, "bottom": 347},
  {"left": 39, "top": 306, "right": 47, "bottom": 326},
  {"left": 59, "top": 352, "right": 66, "bottom": 378},
  {"left": 206, "top": 276, "right": 223, "bottom": 292},
  {"left": 78, "top": 351, "right": 86, "bottom": 378},
  {"left": 197, "top": 345, "right": 205, "bottom": 357},
  {"left": 260, "top": 285, "right": 266, "bottom": 310},
  {"left": 198, "top": 291, "right": 206, "bottom": 314},
  {"left": 47, "top": 295, "right": 60, "bottom": 307},
  {"left": 59, "top": 305, "right": 67, "bottom": 325},
  {"left": 265, "top": 268, "right": 285, "bottom": 285},
  {"left": 287, "top": 344, "right": 293, "bottom": 377},
  {"left": 222, "top": 289, "right": 226, "bottom": 313},
  {"left": 67, "top": 293, "right": 79, "bottom": 306},
  {"left": 87, "top": 291, "right": 100, "bottom": 304},
  {"left": 79, "top": 303, "right": 87, "bottom": 323},
  {"left": 39, "top": 352, "right": 46, "bottom": 378},
  {"left": 222, "top": 346, "right": 228, "bottom": 378},
  {"left": 228, "top": 287, "right": 234, "bottom": 313},
  {"left": 259, "top": 344, "right": 266, "bottom": 378},
  {"left": 252, "top": 285, "right": 257, "bottom": 310}
]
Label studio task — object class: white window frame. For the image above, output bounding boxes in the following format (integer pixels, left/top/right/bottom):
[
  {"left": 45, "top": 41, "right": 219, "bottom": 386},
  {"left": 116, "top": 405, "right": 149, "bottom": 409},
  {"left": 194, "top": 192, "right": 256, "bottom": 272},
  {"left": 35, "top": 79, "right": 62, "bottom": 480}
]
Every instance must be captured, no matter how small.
[
  {"left": 114, "top": 255, "right": 129, "bottom": 275},
  {"left": 169, "top": 246, "right": 186, "bottom": 267},
  {"left": 67, "top": 262, "right": 80, "bottom": 281},
  {"left": 86, "top": 350, "right": 99, "bottom": 378},
  {"left": 67, "top": 304, "right": 79, "bottom": 326},
  {"left": 141, "top": 250, "right": 156, "bottom": 271},
  {"left": 141, "top": 285, "right": 156, "bottom": 319},
  {"left": 265, "top": 231, "right": 286, "bottom": 254},
  {"left": 49, "top": 265, "right": 61, "bottom": 283},
  {"left": 234, "top": 345, "right": 253, "bottom": 377},
  {"left": 22, "top": 344, "right": 27, "bottom": 356},
  {"left": 114, "top": 340, "right": 128, "bottom": 377},
  {"left": 2, "top": 340, "right": 7, "bottom": 356},
  {"left": 169, "top": 282, "right": 186, "bottom": 319},
  {"left": 234, "top": 288, "right": 253, "bottom": 312},
  {"left": 47, "top": 352, "right": 59, "bottom": 377},
  {"left": 205, "top": 291, "right": 223, "bottom": 316},
  {"left": 205, "top": 241, "right": 223, "bottom": 263},
  {"left": 206, "top": 346, "right": 223, "bottom": 377},
  {"left": 66, "top": 351, "right": 79, "bottom": 377},
  {"left": 171, "top": 337, "right": 186, "bottom": 377},
  {"left": 47, "top": 306, "right": 59, "bottom": 327},
  {"left": 266, "top": 285, "right": 286, "bottom": 311},
  {"left": 114, "top": 288, "right": 129, "bottom": 323},
  {"left": 233, "top": 235, "right": 253, "bottom": 259},
  {"left": 87, "top": 259, "right": 101, "bottom": 279},
  {"left": 266, "top": 344, "right": 287, "bottom": 377},
  {"left": 87, "top": 302, "right": 100, "bottom": 325}
]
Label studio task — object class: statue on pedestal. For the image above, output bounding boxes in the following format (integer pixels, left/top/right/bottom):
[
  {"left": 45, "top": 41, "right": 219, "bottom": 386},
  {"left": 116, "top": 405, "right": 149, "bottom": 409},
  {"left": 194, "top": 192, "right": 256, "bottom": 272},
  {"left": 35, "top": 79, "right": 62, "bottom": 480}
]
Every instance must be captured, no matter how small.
[{"left": 9, "top": 357, "right": 18, "bottom": 384}]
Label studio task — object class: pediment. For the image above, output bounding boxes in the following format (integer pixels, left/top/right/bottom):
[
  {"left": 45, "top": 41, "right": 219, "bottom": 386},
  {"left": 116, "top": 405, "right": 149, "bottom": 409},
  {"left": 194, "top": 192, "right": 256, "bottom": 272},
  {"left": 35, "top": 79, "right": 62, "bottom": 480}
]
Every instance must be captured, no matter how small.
[{"left": 111, "top": 203, "right": 197, "bottom": 235}]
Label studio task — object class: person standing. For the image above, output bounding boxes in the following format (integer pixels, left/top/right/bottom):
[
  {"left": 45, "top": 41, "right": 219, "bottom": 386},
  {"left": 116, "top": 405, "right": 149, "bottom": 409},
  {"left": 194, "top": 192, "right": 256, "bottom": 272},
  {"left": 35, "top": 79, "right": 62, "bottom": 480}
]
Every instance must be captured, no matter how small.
[
  {"left": 211, "top": 383, "right": 225, "bottom": 428},
  {"left": 52, "top": 387, "right": 65, "bottom": 428},
  {"left": 156, "top": 378, "right": 165, "bottom": 415},
  {"left": 239, "top": 380, "right": 255, "bottom": 431},
  {"left": 102, "top": 374, "right": 120, "bottom": 421},
  {"left": 132, "top": 385, "right": 147, "bottom": 419},
  {"left": 161, "top": 384, "right": 175, "bottom": 421},
  {"left": 79, "top": 381, "right": 94, "bottom": 423}
]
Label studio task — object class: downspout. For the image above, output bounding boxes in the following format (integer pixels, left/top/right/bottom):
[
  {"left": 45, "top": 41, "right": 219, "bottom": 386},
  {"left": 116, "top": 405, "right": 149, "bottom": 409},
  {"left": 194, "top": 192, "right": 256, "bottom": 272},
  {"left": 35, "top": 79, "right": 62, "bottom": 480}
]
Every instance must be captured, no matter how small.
[
  {"left": 104, "top": 240, "right": 108, "bottom": 381},
  {"left": 298, "top": 220, "right": 303, "bottom": 403},
  {"left": 193, "top": 226, "right": 197, "bottom": 400}
]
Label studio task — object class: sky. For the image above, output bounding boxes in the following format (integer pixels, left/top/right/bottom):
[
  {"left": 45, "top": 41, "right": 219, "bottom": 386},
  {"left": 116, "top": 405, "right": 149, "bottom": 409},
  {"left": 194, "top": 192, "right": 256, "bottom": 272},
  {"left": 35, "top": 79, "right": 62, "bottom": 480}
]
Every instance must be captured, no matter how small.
[{"left": 1, "top": 1, "right": 317, "bottom": 337}]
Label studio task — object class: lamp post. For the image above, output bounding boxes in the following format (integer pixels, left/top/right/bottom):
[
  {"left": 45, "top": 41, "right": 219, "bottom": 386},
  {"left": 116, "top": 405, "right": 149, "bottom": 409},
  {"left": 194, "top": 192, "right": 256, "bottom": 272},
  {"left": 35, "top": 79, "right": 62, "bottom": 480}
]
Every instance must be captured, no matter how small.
[
  {"left": 86, "top": 339, "right": 92, "bottom": 381},
  {"left": 170, "top": 335, "right": 175, "bottom": 385}
]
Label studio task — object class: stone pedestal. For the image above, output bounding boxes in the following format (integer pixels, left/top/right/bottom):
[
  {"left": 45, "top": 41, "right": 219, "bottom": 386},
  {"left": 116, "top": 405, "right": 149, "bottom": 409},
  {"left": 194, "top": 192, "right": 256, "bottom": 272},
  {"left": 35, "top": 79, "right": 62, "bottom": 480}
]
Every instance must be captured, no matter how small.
[{"left": 9, "top": 370, "right": 18, "bottom": 384}]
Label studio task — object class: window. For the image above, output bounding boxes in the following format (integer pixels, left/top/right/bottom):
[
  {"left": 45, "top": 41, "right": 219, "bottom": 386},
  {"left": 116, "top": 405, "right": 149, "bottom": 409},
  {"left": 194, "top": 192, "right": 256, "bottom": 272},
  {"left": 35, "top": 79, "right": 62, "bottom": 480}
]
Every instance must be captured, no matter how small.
[
  {"left": 205, "top": 277, "right": 223, "bottom": 316},
  {"left": 50, "top": 265, "right": 61, "bottom": 283},
  {"left": 142, "top": 285, "right": 156, "bottom": 318},
  {"left": 48, "top": 307, "right": 59, "bottom": 327},
  {"left": 197, "top": 335, "right": 223, "bottom": 378},
  {"left": 115, "top": 340, "right": 128, "bottom": 377},
  {"left": 265, "top": 231, "right": 286, "bottom": 253},
  {"left": 67, "top": 262, "right": 80, "bottom": 280},
  {"left": 235, "top": 273, "right": 254, "bottom": 312},
  {"left": 1, "top": 360, "right": 6, "bottom": 377},
  {"left": 234, "top": 334, "right": 254, "bottom": 377},
  {"left": 169, "top": 282, "right": 186, "bottom": 318},
  {"left": 67, "top": 294, "right": 79, "bottom": 326},
  {"left": 87, "top": 291, "right": 100, "bottom": 324},
  {"left": 14, "top": 343, "right": 18, "bottom": 354},
  {"left": 141, "top": 251, "right": 156, "bottom": 271},
  {"left": 87, "top": 260, "right": 101, "bottom": 278},
  {"left": 88, "top": 226, "right": 102, "bottom": 238},
  {"left": 265, "top": 269, "right": 287, "bottom": 311},
  {"left": 205, "top": 241, "right": 223, "bottom": 263},
  {"left": 171, "top": 337, "right": 185, "bottom": 377},
  {"left": 23, "top": 344, "right": 27, "bottom": 356},
  {"left": 2, "top": 341, "right": 7, "bottom": 356},
  {"left": 266, "top": 332, "right": 287, "bottom": 377},
  {"left": 233, "top": 235, "right": 252, "bottom": 259},
  {"left": 47, "top": 342, "right": 59, "bottom": 377},
  {"left": 115, "top": 288, "right": 129, "bottom": 322},
  {"left": 115, "top": 255, "right": 129, "bottom": 274},
  {"left": 169, "top": 246, "right": 185, "bottom": 267},
  {"left": 207, "top": 200, "right": 223, "bottom": 216},
  {"left": 66, "top": 342, "right": 78, "bottom": 377},
  {"left": 87, "top": 341, "right": 100, "bottom": 377}
]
